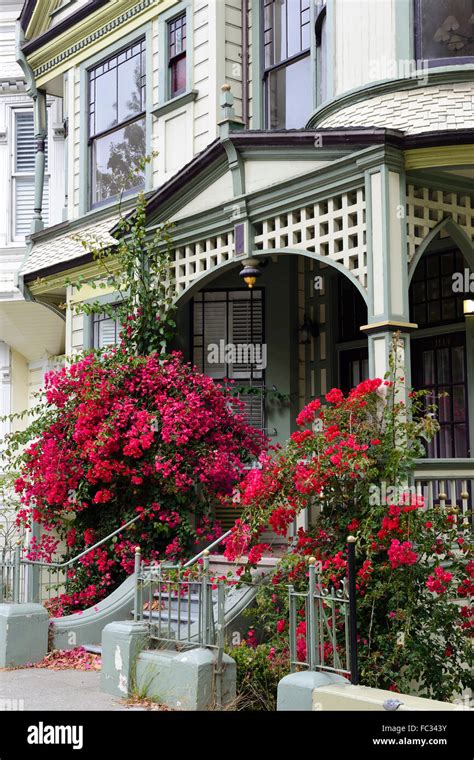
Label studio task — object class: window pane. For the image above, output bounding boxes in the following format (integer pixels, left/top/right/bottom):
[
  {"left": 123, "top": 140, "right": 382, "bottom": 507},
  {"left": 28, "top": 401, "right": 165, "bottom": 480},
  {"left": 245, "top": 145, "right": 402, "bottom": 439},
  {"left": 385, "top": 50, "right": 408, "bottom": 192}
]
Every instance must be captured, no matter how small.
[
  {"left": 92, "top": 117, "right": 146, "bottom": 205},
  {"left": 418, "top": 0, "right": 474, "bottom": 60},
  {"left": 93, "top": 68, "right": 117, "bottom": 135},
  {"left": 93, "top": 313, "right": 121, "bottom": 348},
  {"left": 171, "top": 56, "right": 186, "bottom": 97},
  {"left": 117, "top": 53, "right": 144, "bottom": 122},
  {"left": 267, "top": 54, "right": 312, "bottom": 128}
]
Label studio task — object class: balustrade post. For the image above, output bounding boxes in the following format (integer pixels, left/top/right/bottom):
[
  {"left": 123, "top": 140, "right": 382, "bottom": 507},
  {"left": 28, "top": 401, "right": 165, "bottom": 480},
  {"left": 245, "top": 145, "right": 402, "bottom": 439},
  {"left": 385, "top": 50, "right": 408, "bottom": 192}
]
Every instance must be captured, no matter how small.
[
  {"left": 307, "top": 557, "right": 317, "bottom": 670},
  {"left": 133, "top": 546, "right": 141, "bottom": 622},
  {"left": 201, "top": 550, "right": 210, "bottom": 646},
  {"left": 13, "top": 543, "right": 21, "bottom": 603},
  {"left": 347, "top": 535, "right": 359, "bottom": 685}
]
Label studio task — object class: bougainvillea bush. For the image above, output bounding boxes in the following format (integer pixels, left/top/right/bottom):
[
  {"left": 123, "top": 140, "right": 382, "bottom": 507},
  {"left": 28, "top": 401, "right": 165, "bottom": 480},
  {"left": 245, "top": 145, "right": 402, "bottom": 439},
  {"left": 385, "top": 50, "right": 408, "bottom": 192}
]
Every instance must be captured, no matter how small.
[
  {"left": 9, "top": 350, "right": 264, "bottom": 615},
  {"left": 223, "top": 360, "right": 473, "bottom": 702}
]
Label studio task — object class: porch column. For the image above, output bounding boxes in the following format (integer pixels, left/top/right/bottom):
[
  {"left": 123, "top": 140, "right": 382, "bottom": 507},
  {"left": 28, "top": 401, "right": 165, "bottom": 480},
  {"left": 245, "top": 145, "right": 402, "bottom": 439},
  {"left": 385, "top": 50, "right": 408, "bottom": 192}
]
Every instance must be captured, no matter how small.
[{"left": 359, "top": 147, "right": 417, "bottom": 387}]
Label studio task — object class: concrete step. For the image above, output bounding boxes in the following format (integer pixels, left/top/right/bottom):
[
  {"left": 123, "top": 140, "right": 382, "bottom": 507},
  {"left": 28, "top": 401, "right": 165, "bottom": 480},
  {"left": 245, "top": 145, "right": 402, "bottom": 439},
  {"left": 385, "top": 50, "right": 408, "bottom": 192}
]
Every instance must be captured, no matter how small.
[
  {"left": 83, "top": 644, "right": 102, "bottom": 655},
  {"left": 208, "top": 553, "right": 280, "bottom": 577}
]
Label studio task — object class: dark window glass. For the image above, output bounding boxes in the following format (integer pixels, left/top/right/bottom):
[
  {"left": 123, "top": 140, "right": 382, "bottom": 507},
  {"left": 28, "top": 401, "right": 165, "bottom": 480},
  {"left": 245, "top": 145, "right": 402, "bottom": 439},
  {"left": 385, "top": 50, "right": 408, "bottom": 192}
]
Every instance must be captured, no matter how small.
[
  {"left": 409, "top": 249, "right": 465, "bottom": 328},
  {"left": 168, "top": 13, "right": 187, "bottom": 98},
  {"left": 263, "top": 0, "right": 312, "bottom": 128},
  {"left": 89, "top": 39, "right": 146, "bottom": 207},
  {"left": 416, "top": 0, "right": 474, "bottom": 64},
  {"left": 412, "top": 332, "right": 469, "bottom": 458},
  {"left": 338, "top": 277, "right": 368, "bottom": 342}
]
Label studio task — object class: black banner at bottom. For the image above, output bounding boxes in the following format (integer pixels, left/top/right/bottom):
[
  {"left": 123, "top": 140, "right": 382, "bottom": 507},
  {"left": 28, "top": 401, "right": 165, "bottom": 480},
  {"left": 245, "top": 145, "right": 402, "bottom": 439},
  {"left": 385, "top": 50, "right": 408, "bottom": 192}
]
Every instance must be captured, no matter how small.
[{"left": 0, "top": 709, "right": 470, "bottom": 758}]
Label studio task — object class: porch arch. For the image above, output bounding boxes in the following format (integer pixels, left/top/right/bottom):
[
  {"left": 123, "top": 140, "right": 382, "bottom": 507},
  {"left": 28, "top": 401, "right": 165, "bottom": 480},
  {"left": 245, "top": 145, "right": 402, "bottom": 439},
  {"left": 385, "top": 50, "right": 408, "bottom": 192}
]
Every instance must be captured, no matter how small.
[
  {"left": 408, "top": 217, "right": 474, "bottom": 284},
  {"left": 174, "top": 247, "right": 368, "bottom": 306}
]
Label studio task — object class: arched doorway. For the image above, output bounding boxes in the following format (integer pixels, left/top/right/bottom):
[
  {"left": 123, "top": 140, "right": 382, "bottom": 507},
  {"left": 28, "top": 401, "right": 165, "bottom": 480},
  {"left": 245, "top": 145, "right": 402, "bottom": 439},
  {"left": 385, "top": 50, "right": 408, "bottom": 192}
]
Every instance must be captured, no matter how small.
[
  {"left": 173, "top": 249, "right": 368, "bottom": 532},
  {"left": 174, "top": 249, "right": 368, "bottom": 441},
  {"left": 409, "top": 232, "right": 473, "bottom": 459}
]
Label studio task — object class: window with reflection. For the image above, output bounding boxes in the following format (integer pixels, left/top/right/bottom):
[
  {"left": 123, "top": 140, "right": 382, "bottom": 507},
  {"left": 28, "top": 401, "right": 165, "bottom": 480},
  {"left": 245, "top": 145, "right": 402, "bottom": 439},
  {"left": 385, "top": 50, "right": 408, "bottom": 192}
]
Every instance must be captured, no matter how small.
[
  {"left": 88, "top": 39, "right": 146, "bottom": 207},
  {"left": 168, "top": 13, "right": 187, "bottom": 98},
  {"left": 263, "top": 0, "right": 312, "bottom": 128},
  {"left": 416, "top": 0, "right": 474, "bottom": 64}
]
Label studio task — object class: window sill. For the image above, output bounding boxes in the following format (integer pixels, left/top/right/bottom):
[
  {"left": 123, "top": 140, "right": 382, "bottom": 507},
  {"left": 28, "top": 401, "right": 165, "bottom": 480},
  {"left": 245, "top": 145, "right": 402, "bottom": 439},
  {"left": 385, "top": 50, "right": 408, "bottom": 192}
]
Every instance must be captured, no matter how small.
[{"left": 152, "top": 90, "right": 198, "bottom": 118}]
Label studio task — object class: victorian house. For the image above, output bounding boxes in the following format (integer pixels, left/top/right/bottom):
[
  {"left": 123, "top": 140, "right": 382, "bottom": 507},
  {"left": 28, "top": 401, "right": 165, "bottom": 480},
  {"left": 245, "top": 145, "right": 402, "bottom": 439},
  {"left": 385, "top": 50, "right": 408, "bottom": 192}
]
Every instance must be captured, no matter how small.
[{"left": 2, "top": 0, "right": 474, "bottom": 528}]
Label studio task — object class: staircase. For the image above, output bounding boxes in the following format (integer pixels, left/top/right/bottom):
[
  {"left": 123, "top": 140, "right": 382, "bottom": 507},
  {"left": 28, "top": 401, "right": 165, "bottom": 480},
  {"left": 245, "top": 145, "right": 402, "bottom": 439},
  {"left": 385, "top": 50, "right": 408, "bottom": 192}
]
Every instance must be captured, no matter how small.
[{"left": 58, "top": 545, "right": 281, "bottom": 654}]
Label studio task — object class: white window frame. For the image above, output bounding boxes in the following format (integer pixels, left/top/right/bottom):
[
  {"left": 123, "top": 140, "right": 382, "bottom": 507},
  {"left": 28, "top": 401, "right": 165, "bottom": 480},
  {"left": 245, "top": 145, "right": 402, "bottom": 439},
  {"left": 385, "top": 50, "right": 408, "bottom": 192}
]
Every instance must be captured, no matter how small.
[{"left": 10, "top": 105, "right": 51, "bottom": 243}]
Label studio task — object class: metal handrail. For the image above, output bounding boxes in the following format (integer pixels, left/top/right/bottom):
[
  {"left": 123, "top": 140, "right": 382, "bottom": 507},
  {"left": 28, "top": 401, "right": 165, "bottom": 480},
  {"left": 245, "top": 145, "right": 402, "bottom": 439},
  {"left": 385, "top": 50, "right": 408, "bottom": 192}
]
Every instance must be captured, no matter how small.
[
  {"left": 182, "top": 529, "right": 232, "bottom": 569},
  {"left": 21, "top": 512, "right": 144, "bottom": 569}
]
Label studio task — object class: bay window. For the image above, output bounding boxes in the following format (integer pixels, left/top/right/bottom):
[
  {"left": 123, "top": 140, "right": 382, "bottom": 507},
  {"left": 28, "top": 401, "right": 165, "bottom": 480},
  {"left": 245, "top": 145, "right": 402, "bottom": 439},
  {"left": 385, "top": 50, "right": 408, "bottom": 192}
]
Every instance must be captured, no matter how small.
[
  {"left": 88, "top": 38, "right": 146, "bottom": 208},
  {"left": 263, "top": 0, "right": 312, "bottom": 128},
  {"left": 416, "top": 0, "right": 474, "bottom": 65}
]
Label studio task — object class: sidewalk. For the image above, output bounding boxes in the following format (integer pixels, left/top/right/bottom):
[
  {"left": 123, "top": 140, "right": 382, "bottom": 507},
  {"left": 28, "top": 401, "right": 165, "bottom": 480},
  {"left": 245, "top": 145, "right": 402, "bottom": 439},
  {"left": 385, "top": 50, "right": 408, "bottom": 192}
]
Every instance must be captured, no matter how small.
[{"left": 0, "top": 669, "right": 145, "bottom": 711}]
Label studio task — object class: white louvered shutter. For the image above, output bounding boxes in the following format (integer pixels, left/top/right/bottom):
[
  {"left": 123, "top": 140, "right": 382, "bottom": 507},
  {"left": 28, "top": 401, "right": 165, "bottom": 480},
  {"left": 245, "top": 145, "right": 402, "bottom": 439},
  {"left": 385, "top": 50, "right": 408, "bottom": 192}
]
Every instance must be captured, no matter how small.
[
  {"left": 93, "top": 313, "right": 121, "bottom": 348},
  {"left": 192, "top": 291, "right": 265, "bottom": 431},
  {"left": 14, "top": 111, "right": 49, "bottom": 237}
]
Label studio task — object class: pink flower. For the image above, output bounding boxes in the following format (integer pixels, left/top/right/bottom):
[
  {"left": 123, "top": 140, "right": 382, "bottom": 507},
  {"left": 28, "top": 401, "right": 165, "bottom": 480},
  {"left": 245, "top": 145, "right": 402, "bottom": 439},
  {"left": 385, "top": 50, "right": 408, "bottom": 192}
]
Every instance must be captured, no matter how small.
[{"left": 387, "top": 539, "right": 417, "bottom": 569}]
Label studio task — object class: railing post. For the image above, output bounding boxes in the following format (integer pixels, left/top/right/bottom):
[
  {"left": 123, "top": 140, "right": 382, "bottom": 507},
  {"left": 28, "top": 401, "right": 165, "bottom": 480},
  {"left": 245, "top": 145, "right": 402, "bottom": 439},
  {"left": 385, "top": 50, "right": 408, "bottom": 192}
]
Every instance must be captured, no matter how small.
[
  {"left": 201, "top": 550, "right": 210, "bottom": 646},
  {"left": 288, "top": 584, "right": 296, "bottom": 672},
  {"left": 13, "top": 543, "right": 21, "bottom": 603},
  {"left": 307, "top": 556, "right": 317, "bottom": 670},
  {"left": 133, "top": 546, "right": 141, "bottom": 622},
  {"left": 347, "top": 535, "right": 359, "bottom": 685}
]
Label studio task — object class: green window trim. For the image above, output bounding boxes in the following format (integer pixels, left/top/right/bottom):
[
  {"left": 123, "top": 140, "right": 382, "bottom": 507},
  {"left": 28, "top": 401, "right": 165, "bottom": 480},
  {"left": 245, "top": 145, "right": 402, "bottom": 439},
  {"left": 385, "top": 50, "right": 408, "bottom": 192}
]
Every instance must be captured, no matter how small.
[
  {"left": 156, "top": 1, "right": 194, "bottom": 112},
  {"left": 79, "top": 21, "right": 153, "bottom": 216},
  {"left": 82, "top": 291, "right": 124, "bottom": 350}
]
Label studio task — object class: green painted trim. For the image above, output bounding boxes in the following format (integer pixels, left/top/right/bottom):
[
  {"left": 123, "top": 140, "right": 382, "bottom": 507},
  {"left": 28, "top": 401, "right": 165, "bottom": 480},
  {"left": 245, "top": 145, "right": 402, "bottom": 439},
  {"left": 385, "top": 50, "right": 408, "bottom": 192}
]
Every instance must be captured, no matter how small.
[
  {"left": 81, "top": 290, "right": 123, "bottom": 349},
  {"left": 465, "top": 318, "right": 474, "bottom": 457},
  {"left": 240, "top": 148, "right": 350, "bottom": 162},
  {"left": 325, "top": 0, "right": 335, "bottom": 102},
  {"left": 250, "top": 0, "right": 262, "bottom": 129},
  {"left": 146, "top": 160, "right": 229, "bottom": 225},
  {"left": 152, "top": 89, "right": 198, "bottom": 117},
  {"left": 157, "top": 1, "right": 193, "bottom": 106},
  {"left": 365, "top": 167, "right": 375, "bottom": 321},
  {"left": 145, "top": 23, "right": 153, "bottom": 190},
  {"left": 394, "top": 0, "right": 413, "bottom": 63},
  {"left": 307, "top": 65, "right": 474, "bottom": 128},
  {"left": 408, "top": 217, "right": 474, "bottom": 284},
  {"left": 222, "top": 139, "right": 245, "bottom": 196},
  {"left": 78, "top": 20, "right": 152, "bottom": 215},
  {"left": 33, "top": 0, "right": 157, "bottom": 78},
  {"left": 406, "top": 170, "right": 474, "bottom": 198},
  {"left": 414, "top": 458, "right": 474, "bottom": 472},
  {"left": 309, "top": 0, "right": 317, "bottom": 113}
]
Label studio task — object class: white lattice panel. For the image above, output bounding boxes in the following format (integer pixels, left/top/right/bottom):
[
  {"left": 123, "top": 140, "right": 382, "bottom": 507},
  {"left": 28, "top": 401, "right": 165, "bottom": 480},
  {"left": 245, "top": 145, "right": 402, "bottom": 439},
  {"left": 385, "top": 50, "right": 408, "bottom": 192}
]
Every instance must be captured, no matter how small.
[
  {"left": 172, "top": 231, "right": 235, "bottom": 295},
  {"left": 406, "top": 185, "right": 474, "bottom": 263},
  {"left": 253, "top": 189, "right": 367, "bottom": 288}
]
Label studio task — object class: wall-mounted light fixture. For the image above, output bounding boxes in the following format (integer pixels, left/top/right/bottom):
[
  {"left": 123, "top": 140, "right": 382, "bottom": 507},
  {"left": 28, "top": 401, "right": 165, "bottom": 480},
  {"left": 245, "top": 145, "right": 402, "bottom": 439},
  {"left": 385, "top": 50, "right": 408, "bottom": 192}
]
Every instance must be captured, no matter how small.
[
  {"left": 299, "top": 314, "right": 319, "bottom": 344},
  {"left": 239, "top": 258, "right": 262, "bottom": 289},
  {"left": 463, "top": 299, "right": 474, "bottom": 316}
]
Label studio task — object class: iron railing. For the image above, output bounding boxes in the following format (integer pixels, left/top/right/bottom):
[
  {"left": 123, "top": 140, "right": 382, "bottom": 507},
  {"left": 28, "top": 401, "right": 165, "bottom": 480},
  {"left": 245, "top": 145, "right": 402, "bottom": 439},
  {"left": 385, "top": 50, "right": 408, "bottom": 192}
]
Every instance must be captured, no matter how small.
[
  {"left": 0, "top": 512, "right": 146, "bottom": 606},
  {"left": 288, "top": 536, "right": 359, "bottom": 684},
  {"left": 134, "top": 549, "right": 225, "bottom": 651}
]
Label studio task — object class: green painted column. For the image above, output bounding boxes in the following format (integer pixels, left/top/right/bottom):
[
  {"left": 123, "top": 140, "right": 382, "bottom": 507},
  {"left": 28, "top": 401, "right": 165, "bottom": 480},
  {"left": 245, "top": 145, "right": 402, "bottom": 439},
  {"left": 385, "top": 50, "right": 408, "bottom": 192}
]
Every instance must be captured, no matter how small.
[
  {"left": 360, "top": 146, "right": 417, "bottom": 385},
  {"left": 31, "top": 89, "right": 48, "bottom": 235}
]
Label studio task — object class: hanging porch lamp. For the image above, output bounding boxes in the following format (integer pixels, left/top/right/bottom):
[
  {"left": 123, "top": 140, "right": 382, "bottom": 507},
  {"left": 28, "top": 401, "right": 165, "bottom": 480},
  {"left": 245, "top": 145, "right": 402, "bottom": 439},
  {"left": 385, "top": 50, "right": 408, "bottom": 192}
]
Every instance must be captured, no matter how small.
[{"left": 239, "top": 258, "right": 261, "bottom": 289}]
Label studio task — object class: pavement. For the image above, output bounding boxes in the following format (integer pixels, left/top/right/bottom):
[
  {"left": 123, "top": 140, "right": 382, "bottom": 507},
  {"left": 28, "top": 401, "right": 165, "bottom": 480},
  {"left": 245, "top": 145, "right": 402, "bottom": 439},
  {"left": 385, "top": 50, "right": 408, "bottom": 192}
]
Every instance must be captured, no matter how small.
[{"left": 0, "top": 669, "right": 146, "bottom": 711}]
